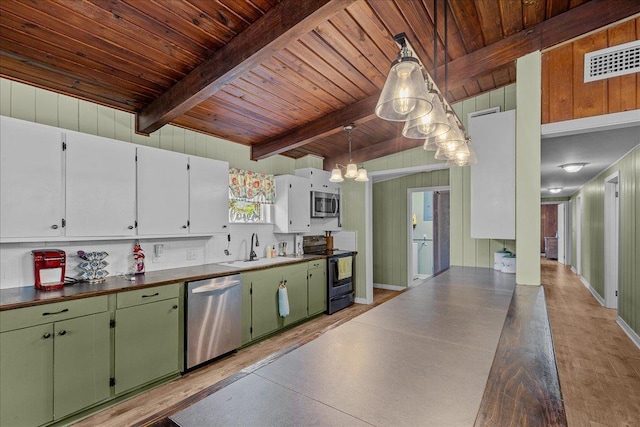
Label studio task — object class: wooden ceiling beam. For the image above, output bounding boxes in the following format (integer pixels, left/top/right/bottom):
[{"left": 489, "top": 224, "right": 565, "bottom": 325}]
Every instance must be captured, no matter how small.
[
  {"left": 256, "top": 0, "right": 640, "bottom": 162},
  {"left": 136, "top": 0, "right": 356, "bottom": 135},
  {"left": 250, "top": 95, "right": 379, "bottom": 160},
  {"left": 442, "top": 0, "right": 640, "bottom": 90}
]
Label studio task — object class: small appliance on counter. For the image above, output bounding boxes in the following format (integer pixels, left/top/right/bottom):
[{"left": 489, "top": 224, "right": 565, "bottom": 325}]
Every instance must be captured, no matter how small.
[{"left": 32, "top": 249, "right": 66, "bottom": 291}]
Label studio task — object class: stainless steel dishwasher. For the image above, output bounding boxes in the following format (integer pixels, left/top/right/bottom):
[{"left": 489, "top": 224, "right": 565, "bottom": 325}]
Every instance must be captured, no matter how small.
[{"left": 185, "top": 274, "right": 242, "bottom": 370}]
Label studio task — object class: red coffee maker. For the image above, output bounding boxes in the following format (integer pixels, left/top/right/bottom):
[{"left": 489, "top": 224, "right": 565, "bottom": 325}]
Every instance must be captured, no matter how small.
[{"left": 32, "top": 249, "right": 66, "bottom": 291}]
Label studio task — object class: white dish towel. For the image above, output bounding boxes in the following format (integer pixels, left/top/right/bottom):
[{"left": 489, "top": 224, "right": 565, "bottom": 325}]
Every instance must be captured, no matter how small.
[{"left": 278, "top": 282, "right": 290, "bottom": 317}]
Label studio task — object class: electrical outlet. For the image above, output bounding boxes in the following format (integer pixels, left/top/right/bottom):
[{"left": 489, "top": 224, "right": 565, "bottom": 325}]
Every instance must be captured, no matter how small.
[{"left": 187, "top": 249, "right": 198, "bottom": 260}]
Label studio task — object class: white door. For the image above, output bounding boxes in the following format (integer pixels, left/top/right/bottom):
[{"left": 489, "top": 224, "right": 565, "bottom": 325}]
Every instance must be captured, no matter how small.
[
  {"left": 65, "top": 132, "right": 137, "bottom": 237},
  {"left": 189, "top": 156, "right": 229, "bottom": 234},
  {"left": 136, "top": 146, "right": 189, "bottom": 236},
  {"left": 0, "top": 116, "right": 64, "bottom": 238},
  {"left": 604, "top": 172, "right": 620, "bottom": 309}
]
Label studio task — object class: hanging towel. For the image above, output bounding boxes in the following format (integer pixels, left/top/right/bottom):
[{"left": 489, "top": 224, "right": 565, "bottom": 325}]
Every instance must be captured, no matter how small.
[
  {"left": 278, "top": 282, "right": 290, "bottom": 317},
  {"left": 337, "top": 256, "right": 352, "bottom": 280}
]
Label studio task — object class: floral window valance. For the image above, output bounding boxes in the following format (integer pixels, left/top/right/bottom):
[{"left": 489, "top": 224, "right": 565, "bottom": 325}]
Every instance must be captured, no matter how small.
[{"left": 229, "top": 168, "right": 276, "bottom": 204}]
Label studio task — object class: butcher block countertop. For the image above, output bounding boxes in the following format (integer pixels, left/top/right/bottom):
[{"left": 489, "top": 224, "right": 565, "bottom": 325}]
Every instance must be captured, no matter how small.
[{"left": 0, "top": 254, "right": 338, "bottom": 311}]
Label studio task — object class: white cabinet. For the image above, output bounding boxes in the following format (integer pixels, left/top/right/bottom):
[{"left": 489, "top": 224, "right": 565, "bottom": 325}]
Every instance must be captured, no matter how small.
[
  {"left": 295, "top": 167, "right": 340, "bottom": 194},
  {"left": 274, "top": 175, "right": 311, "bottom": 233},
  {"left": 65, "top": 132, "right": 137, "bottom": 237},
  {"left": 189, "top": 156, "right": 229, "bottom": 234},
  {"left": 136, "top": 146, "right": 190, "bottom": 236},
  {"left": 0, "top": 116, "right": 65, "bottom": 238}
]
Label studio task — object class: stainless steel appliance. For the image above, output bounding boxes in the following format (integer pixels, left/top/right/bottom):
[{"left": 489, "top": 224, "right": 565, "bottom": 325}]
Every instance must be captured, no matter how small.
[
  {"left": 185, "top": 274, "right": 242, "bottom": 370},
  {"left": 303, "top": 235, "right": 354, "bottom": 314},
  {"left": 311, "top": 191, "right": 340, "bottom": 218}
]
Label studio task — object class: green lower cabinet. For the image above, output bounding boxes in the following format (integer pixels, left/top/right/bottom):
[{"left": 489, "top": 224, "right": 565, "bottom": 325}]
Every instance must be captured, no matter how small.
[
  {"left": 308, "top": 260, "right": 327, "bottom": 316},
  {"left": 280, "top": 263, "right": 309, "bottom": 327},
  {"left": 53, "top": 312, "right": 111, "bottom": 419},
  {"left": 114, "top": 297, "right": 180, "bottom": 395},
  {"left": 0, "top": 311, "right": 110, "bottom": 426},
  {"left": 246, "top": 263, "right": 309, "bottom": 341},
  {"left": 241, "top": 278, "right": 252, "bottom": 345},
  {"left": 247, "top": 268, "right": 283, "bottom": 340},
  {"left": 0, "top": 324, "right": 54, "bottom": 427}
]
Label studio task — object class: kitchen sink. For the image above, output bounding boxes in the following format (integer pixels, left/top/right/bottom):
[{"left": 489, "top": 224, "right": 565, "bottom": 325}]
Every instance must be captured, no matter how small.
[{"left": 217, "top": 257, "right": 297, "bottom": 268}]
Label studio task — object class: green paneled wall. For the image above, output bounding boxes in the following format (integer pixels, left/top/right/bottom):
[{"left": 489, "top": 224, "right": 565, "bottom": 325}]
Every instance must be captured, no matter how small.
[
  {"left": 341, "top": 179, "right": 367, "bottom": 299},
  {"left": 571, "top": 146, "right": 639, "bottom": 335},
  {"left": 373, "top": 171, "right": 449, "bottom": 288},
  {"left": 0, "top": 78, "right": 313, "bottom": 175}
]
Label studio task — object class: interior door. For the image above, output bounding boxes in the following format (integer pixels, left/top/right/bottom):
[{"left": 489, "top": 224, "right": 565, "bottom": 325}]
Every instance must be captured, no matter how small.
[{"left": 433, "top": 191, "right": 450, "bottom": 275}]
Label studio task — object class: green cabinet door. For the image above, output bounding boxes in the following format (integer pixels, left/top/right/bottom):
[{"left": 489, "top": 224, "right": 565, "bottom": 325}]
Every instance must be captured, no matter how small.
[
  {"left": 248, "top": 268, "right": 283, "bottom": 339},
  {"left": 241, "top": 277, "right": 252, "bottom": 345},
  {"left": 280, "top": 263, "right": 309, "bottom": 326},
  {"left": 54, "top": 312, "right": 111, "bottom": 419},
  {"left": 0, "top": 324, "right": 54, "bottom": 427},
  {"left": 114, "top": 298, "right": 180, "bottom": 395},
  {"left": 308, "top": 260, "right": 327, "bottom": 316}
]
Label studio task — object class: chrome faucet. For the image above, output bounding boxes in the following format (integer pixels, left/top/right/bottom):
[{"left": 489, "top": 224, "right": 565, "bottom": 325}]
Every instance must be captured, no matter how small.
[{"left": 249, "top": 233, "right": 259, "bottom": 261}]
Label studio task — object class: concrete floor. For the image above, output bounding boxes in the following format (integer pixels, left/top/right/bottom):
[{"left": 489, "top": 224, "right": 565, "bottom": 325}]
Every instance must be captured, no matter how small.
[{"left": 171, "top": 267, "right": 516, "bottom": 427}]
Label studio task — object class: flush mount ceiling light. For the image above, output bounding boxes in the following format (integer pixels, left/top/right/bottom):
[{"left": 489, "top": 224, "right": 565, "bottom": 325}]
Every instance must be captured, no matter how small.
[
  {"left": 560, "top": 163, "right": 587, "bottom": 173},
  {"left": 329, "top": 124, "right": 369, "bottom": 183},
  {"left": 549, "top": 188, "right": 562, "bottom": 194}
]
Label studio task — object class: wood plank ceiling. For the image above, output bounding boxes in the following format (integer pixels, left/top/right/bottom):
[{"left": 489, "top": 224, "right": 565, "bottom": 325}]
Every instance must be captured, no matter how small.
[{"left": 2, "top": 0, "right": 639, "bottom": 170}]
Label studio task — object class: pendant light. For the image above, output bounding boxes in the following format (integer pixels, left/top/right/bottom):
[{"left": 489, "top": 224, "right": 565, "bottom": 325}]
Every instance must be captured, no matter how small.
[
  {"left": 402, "top": 88, "right": 451, "bottom": 139},
  {"left": 375, "top": 33, "right": 433, "bottom": 122},
  {"left": 329, "top": 124, "right": 369, "bottom": 183}
]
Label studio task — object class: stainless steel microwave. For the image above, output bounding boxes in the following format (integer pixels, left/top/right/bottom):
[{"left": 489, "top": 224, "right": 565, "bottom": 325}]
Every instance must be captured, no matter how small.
[{"left": 311, "top": 191, "right": 340, "bottom": 218}]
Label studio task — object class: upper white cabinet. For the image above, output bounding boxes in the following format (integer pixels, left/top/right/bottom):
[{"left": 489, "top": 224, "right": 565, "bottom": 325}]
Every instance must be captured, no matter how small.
[
  {"left": 0, "top": 116, "right": 230, "bottom": 241},
  {"left": 136, "top": 146, "right": 190, "bottom": 236},
  {"left": 469, "top": 110, "right": 516, "bottom": 240},
  {"left": 0, "top": 116, "right": 64, "bottom": 239},
  {"left": 65, "top": 132, "right": 137, "bottom": 237},
  {"left": 295, "top": 168, "right": 340, "bottom": 194},
  {"left": 274, "top": 175, "right": 311, "bottom": 233},
  {"left": 188, "top": 156, "right": 229, "bottom": 234}
]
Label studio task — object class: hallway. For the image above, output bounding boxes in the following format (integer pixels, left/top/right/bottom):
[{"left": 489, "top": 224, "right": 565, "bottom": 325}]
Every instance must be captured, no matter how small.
[{"left": 541, "top": 259, "right": 640, "bottom": 426}]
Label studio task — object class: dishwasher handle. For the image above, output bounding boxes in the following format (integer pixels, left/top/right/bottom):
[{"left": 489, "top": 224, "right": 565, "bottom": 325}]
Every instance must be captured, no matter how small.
[{"left": 190, "top": 279, "right": 241, "bottom": 294}]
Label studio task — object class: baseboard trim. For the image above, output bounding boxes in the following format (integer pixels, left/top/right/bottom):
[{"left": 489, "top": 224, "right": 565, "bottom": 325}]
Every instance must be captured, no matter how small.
[
  {"left": 354, "top": 297, "right": 368, "bottom": 304},
  {"left": 617, "top": 317, "right": 640, "bottom": 351},
  {"left": 570, "top": 266, "right": 577, "bottom": 274},
  {"left": 580, "top": 276, "right": 606, "bottom": 306},
  {"left": 373, "top": 283, "right": 406, "bottom": 291}
]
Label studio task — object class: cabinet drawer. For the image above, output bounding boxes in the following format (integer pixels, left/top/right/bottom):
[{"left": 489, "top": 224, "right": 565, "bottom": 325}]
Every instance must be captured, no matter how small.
[
  {"left": 308, "top": 259, "right": 326, "bottom": 270},
  {"left": 116, "top": 283, "right": 181, "bottom": 309},
  {"left": 0, "top": 296, "right": 108, "bottom": 333}
]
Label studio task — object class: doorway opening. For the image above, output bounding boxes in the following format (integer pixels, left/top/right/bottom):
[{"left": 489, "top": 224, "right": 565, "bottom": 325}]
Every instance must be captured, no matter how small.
[
  {"left": 407, "top": 187, "right": 450, "bottom": 286},
  {"left": 604, "top": 172, "right": 620, "bottom": 309}
]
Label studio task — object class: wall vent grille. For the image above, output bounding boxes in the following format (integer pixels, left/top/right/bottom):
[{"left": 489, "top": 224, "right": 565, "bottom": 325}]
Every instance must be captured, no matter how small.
[{"left": 584, "top": 40, "right": 640, "bottom": 83}]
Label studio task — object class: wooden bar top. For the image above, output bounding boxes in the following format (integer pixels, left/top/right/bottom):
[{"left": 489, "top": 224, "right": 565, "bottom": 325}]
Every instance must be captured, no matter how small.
[{"left": 0, "top": 253, "right": 342, "bottom": 311}]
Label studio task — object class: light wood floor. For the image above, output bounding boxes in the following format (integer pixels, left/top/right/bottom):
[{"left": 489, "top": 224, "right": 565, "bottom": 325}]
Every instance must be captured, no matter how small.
[
  {"left": 541, "top": 258, "right": 640, "bottom": 426},
  {"left": 73, "top": 288, "right": 402, "bottom": 427}
]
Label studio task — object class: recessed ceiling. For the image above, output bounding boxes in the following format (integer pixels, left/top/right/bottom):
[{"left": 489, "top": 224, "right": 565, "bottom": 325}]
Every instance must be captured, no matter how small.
[{"left": 541, "top": 126, "right": 640, "bottom": 198}]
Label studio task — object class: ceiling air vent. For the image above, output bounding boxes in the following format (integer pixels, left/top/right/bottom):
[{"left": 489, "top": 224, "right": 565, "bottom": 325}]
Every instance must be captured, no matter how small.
[{"left": 584, "top": 40, "right": 640, "bottom": 83}]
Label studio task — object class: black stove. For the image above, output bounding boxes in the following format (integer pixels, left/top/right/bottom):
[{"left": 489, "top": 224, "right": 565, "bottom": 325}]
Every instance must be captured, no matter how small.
[{"left": 303, "top": 236, "right": 354, "bottom": 314}]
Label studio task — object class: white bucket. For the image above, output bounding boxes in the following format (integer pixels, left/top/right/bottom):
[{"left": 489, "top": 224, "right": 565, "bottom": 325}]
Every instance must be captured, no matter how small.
[
  {"left": 501, "top": 255, "right": 516, "bottom": 274},
  {"left": 494, "top": 249, "right": 511, "bottom": 270}
]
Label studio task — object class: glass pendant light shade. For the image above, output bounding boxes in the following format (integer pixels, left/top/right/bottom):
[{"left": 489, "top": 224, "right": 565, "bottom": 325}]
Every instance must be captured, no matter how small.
[
  {"left": 345, "top": 162, "right": 358, "bottom": 178},
  {"left": 403, "top": 91, "right": 450, "bottom": 139},
  {"left": 355, "top": 168, "right": 369, "bottom": 182},
  {"left": 375, "top": 57, "right": 432, "bottom": 121},
  {"left": 465, "top": 140, "right": 478, "bottom": 165},
  {"left": 329, "top": 167, "right": 344, "bottom": 182},
  {"left": 423, "top": 137, "right": 438, "bottom": 151}
]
